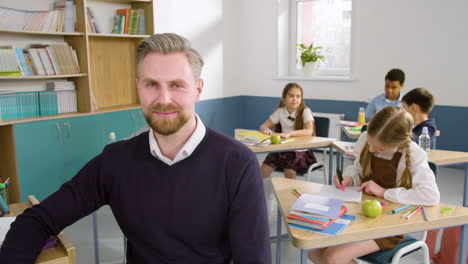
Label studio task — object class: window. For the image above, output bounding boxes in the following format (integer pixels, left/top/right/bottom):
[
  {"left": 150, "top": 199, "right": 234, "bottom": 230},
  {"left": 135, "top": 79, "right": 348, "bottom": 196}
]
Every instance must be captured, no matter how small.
[{"left": 277, "top": 0, "right": 352, "bottom": 78}]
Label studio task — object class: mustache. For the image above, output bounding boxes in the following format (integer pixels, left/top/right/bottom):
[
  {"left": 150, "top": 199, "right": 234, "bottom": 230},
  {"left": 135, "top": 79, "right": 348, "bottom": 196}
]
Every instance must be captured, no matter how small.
[{"left": 151, "top": 104, "right": 180, "bottom": 112}]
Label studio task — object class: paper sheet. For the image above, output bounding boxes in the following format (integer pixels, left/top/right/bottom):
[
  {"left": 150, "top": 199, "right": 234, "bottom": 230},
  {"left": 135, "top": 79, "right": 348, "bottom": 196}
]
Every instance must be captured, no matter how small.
[
  {"left": 0, "top": 217, "right": 15, "bottom": 244},
  {"left": 319, "top": 185, "right": 362, "bottom": 203}
]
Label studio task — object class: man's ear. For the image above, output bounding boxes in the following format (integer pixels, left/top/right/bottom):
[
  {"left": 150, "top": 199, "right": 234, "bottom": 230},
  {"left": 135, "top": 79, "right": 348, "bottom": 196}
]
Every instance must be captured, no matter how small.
[{"left": 195, "top": 79, "right": 204, "bottom": 103}]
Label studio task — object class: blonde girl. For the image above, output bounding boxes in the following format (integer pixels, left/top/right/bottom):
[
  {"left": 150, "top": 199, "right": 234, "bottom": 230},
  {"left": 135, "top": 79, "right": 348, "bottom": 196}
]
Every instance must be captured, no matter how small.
[
  {"left": 309, "top": 106, "right": 440, "bottom": 264},
  {"left": 259, "top": 82, "right": 316, "bottom": 179}
]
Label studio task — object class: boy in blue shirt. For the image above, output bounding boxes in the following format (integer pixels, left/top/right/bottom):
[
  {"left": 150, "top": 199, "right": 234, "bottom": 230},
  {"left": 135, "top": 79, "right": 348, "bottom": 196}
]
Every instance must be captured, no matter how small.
[
  {"left": 365, "top": 68, "right": 405, "bottom": 120},
  {"left": 402, "top": 88, "right": 437, "bottom": 148}
]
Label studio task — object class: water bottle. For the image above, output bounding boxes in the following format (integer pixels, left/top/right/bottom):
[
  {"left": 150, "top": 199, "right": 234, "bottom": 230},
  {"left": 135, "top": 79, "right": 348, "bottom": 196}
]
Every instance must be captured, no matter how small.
[
  {"left": 418, "top": 127, "right": 431, "bottom": 154},
  {"left": 109, "top": 132, "right": 116, "bottom": 144}
]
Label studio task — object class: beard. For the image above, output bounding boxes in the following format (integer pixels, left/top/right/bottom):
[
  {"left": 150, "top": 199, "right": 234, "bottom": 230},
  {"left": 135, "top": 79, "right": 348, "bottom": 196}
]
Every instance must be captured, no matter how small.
[{"left": 143, "top": 104, "right": 189, "bottom": 136}]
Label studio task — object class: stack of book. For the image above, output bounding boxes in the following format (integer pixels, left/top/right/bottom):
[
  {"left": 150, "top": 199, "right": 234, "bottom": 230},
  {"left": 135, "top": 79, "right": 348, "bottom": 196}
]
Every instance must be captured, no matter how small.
[
  {"left": 287, "top": 194, "right": 355, "bottom": 236},
  {"left": 46, "top": 81, "right": 77, "bottom": 114},
  {"left": 237, "top": 131, "right": 271, "bottom": 146},
  {"left": 111, "top": 8, "right": 146, "bottom": 35},
  {"left": 0, "top": 44, "right": 80, "bottom": 77},
  {"left": 0, "top": 1, "right": 75, "bottom": 33}
]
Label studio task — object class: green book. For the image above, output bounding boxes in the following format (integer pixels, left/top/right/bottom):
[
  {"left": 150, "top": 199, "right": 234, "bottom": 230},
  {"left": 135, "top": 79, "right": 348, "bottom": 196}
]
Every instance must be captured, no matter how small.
[{"left": 128, "top": 9, "right": 139, "bottom": 35}]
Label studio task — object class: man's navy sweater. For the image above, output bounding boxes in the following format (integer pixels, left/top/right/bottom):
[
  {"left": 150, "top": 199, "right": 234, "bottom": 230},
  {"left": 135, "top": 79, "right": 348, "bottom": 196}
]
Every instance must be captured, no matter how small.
[{"left": 0, "top": 129, "right": 271, "bottom": 263}]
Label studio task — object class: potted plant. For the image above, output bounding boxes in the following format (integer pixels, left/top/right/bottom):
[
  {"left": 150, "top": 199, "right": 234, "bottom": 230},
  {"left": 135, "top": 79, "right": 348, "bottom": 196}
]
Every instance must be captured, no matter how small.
[{"left": 295, "top": 43, "right": 324, "bottom": 76}]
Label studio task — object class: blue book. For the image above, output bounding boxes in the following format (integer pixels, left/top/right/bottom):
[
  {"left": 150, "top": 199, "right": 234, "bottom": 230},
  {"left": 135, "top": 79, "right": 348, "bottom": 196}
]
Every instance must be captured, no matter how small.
[
  {"left": 290, "top": 214, "right": 356, "bottom": 236},
  {"left": 290, "top": 193, "right": 344, "bottom": 219},
  {"left": 15, "top": 48, "right": 31, "bottom": 76}
]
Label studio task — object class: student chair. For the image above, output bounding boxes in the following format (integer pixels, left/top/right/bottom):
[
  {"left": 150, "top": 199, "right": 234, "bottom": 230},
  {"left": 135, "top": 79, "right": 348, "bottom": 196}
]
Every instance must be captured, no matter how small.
[
  {"left": 274, "top": 116, "right": 330, "bottom": 183},
  {"left": 357, "top": 161, "right": 438, "bottom": 264}
]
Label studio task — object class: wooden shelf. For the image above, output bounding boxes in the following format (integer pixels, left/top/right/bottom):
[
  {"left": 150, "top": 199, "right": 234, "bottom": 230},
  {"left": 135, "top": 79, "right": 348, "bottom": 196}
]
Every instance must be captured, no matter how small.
[
  {"left": 0, "top": 74, "right": 88, "bottom": 80},
  {"left": 93, "top": 0, "right": 151, "bottom": 3},
  {"left": 0, "top": 29, "right": 84, "bottom": 36},
  {"left": 87, "top": 33, "right": 150, "bottom": 38}
]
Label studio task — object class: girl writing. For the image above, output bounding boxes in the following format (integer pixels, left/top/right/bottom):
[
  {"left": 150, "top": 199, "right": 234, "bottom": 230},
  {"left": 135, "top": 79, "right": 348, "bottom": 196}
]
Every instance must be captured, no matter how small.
[
  {"left": 309, "top": 106, "right": 440, "bottom": 263},
  {"left": 259, "top": 82, "right": 317, "bottom": 179}
]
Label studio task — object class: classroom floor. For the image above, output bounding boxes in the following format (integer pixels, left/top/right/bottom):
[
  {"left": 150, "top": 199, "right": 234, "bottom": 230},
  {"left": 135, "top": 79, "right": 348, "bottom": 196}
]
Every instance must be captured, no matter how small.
[{"left": 62, "top": 152, "right": 464, "bottom": 264}]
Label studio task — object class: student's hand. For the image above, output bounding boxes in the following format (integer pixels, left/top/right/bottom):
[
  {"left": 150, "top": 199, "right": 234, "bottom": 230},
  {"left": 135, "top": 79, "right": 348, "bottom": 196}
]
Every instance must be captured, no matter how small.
[
  {"left": 359, "top": 180, "right": 386, "bottom": 197},
  {"left": 260, "top": 129, "right": 274, "bottom": 135},
  {"left": 333, "top": 175, "right": 353, "bottom": 188},
  {"left": 278, "top": 132, "right": 291, "bottom": 138}
]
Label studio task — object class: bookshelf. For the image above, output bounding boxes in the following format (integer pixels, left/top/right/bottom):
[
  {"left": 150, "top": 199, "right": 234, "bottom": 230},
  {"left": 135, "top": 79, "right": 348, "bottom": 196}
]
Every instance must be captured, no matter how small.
[{"left": 0, "top": 0, "right": 154, "bottom": 202}]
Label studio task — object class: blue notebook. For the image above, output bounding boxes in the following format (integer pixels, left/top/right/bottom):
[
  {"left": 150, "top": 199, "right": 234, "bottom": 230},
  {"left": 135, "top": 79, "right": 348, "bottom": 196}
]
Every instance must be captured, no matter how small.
[
  {"left": 290, "top": 214, "right": 355, "bottom": 236},
  {"left": 290, "top": 194, "right": 344, "bottom": 219}
]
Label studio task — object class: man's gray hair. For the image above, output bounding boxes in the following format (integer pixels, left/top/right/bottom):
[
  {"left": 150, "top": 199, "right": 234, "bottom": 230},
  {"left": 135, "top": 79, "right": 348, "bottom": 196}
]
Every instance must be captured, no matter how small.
[{"left": 136, "top": 33, "right": 204, "bottom": 79}]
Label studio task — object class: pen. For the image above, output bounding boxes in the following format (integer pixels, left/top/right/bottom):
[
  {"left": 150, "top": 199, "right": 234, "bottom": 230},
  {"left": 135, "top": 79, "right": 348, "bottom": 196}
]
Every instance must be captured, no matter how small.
[
  {"left": 422, "top": 206, "right": 428, "bottom": 221},
  {"left": 405, "top": 206, "right": 423, "bottom": 220},
  {"left": 401, "top": 205, "right": 420, "bottom": 218},
  {"left": 291, "top": 188, "right": 302, "bottom": 197},
  {"left": 389, "top": 205, "right": 410, "bottom": 214},
  {"left": 336, "top": 169, "right": 345, "bottom": 191}
]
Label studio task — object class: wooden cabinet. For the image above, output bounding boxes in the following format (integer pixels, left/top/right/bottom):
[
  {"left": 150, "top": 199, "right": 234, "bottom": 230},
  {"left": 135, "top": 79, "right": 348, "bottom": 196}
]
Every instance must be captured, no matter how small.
[
  {"left": 4, "top": 108, "right": 144, "bottom": 202},
  {"left": 14, "top": 115, "right": 102, "bottom": 201},
  {"left": 0, "top": 0, "right": 154, "bottom": 202}
]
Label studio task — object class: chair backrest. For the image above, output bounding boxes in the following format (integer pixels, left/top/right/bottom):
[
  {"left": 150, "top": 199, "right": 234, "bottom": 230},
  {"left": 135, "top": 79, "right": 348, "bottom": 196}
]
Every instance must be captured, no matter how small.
[
  {"left": 361, "top": 124, "right": 368, "bottom": 133},
  {"left": 314, "top": 116, "right": 330, "bottom": 137}
]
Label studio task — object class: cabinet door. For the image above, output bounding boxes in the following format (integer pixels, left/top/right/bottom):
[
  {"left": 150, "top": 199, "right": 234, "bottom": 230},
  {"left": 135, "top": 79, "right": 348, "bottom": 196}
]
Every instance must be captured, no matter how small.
[
  {"left": 62, "top": 115, "right": 102, "bottom": 180},
  {"left": 100, "top": 109, "right": 146, "bottom": 141},
  {"left": 15, "top": 120, "right": 67, "bottom": 201}
]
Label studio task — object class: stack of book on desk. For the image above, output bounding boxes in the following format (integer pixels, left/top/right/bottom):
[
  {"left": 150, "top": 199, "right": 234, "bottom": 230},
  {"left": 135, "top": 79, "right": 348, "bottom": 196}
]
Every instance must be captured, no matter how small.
[
  {"left": 286, "top": 194, "right": 355, "bottom": 236},
  {"left": 237, "top": 131, "right": 271, "bottom": 146}
]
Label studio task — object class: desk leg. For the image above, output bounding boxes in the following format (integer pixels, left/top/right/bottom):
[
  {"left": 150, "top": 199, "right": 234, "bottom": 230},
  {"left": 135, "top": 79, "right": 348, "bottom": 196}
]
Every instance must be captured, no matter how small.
[
  {"left": 300, "top": 249, "right": 308, "bottom": 264},
  {"left": 276, "top": 207, "right": 282, "bottom": 264},
  {"left": 460, "top": 225, "right": 467, "bottom": 264},
  {"left": 328, "top": 146, "right": 334, "bottom": 185},
  {"left": 459, "top": 164, "right": 468, "bottom": 264},
  {"left": 92, "top": 212, "right": 100, "bottom": 264}
]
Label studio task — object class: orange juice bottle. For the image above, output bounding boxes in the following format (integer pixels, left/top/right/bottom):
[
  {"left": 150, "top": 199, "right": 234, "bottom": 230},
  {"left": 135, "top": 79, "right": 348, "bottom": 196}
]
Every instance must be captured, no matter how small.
[{"left": 358, "top": 107, "right": 366, "bottom": 124}]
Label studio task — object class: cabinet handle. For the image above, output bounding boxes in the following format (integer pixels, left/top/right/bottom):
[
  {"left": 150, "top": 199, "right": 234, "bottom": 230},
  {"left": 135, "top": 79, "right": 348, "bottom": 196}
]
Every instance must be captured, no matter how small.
[
  {"left": 64, "top": 121, "right": 71, "bottom": 138},
  {"left": 56, "top": 122, "right": 62, "bottom": 139}
]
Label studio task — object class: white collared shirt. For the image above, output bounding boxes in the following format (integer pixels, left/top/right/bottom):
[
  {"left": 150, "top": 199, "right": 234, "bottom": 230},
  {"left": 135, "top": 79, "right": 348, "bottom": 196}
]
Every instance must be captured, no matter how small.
[
  {"left": 344, "top": 131, "right": 440, "bottom": 205},
  {"left": 148, "top": 114, "right": 206, "bottom": 166},
  {"left": 269, "top": 107, "right": 314, "bottom": 133}
]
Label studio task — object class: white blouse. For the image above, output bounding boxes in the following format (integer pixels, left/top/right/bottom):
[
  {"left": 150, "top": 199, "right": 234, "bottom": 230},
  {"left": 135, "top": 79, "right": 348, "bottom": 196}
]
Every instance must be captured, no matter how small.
[
  {"left": 269, "top": 107, "right": 314, "bottom": 133},
  {"left": 344, "top": 132, "right": 440, "bottom": 206}
]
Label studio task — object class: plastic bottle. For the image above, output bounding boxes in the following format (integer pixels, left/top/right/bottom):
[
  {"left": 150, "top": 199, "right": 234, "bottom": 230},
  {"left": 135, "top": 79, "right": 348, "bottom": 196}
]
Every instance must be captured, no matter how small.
[
  {"left": 358, "top": 107, "right": 366, "bottom": 124},
  {"left": 418, "top": 127, "right": 431, "bottom": 153},
  {"left": 109, "top": 132, "right": 116, "bottom": 144}
]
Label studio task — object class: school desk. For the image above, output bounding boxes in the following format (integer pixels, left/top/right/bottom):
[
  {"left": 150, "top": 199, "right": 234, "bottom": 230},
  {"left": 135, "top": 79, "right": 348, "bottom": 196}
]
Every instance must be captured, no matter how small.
[
  {"left": 332, "top": 141, "right": 468, "bottom": 264},
  {"left": 272, "top": 177, "right": 468, "bottom": 264},
  {"left": 235, "top": 129, "right": 337, "bottom": 184},
  {"left": 3, "top": 195, "right": 75, "bottom": 263},
  {"left": 342, "top": 125, "right": 361, "bottom": 140}
]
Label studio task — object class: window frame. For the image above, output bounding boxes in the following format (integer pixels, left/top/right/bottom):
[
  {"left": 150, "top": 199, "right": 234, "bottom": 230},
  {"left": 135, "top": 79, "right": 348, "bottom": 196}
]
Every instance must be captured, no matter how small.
[{"left": 276, "top": 0, "right": 353, "bottom": 80}]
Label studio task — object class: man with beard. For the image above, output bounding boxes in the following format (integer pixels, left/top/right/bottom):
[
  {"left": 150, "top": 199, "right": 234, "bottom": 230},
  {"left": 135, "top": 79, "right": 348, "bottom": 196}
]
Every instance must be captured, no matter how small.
[{"left": 0, "top": 33, "right": 271, "bottom": 263}]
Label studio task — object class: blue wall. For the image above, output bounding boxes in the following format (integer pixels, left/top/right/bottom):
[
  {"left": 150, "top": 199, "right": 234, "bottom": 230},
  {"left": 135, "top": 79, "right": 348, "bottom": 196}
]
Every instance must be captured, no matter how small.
[{"left": 199, "top": 96, "right": 468, "bottom": 152}]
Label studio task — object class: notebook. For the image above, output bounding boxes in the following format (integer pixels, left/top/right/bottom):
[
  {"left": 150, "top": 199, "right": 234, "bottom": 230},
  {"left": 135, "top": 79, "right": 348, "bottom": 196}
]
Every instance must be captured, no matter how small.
[
  {"left": 290, "top": 194, "right": 344, "bottom": 219},
  {"left": 286, "top": 206, "right": 347, "bottom": 230},
  {"left": 289, "top": 214, "right": 356, "bottom": 236}
]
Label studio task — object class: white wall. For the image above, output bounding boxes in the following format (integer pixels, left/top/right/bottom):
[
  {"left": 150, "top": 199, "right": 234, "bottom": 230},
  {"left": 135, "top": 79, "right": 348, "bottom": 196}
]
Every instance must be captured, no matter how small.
[
  {"left": 153, "top": 0, "right": 241, "bottom": 100},
  {"left": 237, "top": 0, "right": 468, "bottom": 107}
]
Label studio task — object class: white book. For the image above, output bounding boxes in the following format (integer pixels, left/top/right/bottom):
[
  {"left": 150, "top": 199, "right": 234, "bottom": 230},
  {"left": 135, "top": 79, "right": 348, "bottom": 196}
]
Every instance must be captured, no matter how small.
[{"left": 27, "top": 49, "right": 46, "bottom": 75}]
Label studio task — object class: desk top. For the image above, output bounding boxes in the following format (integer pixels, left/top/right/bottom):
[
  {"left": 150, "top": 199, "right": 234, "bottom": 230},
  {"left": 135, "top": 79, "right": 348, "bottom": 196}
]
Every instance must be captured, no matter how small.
[
  {"left": 332, "top": 141, "right": 468, "bottom": 166},
  {"left": 4, "top": 196, "right": 75, "bottom": 264},
  {"left": 235, "top": 129, "right": 336, "bottom": 153},
  {"left": 342, "top": 126, "right": 361, "bottom": 139},
  {"left": 272, "top": 177, "right": 468, "bottom": 249}
]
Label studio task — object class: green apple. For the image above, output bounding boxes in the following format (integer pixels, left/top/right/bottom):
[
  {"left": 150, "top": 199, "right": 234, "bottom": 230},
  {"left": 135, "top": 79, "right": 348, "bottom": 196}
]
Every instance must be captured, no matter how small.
[
  {"left": 362, "top": 200, "right": 382, "bottom": 218},
  {"left": 270, "top": 135, "right": 281, "bottom": 144}
]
